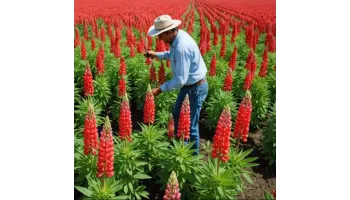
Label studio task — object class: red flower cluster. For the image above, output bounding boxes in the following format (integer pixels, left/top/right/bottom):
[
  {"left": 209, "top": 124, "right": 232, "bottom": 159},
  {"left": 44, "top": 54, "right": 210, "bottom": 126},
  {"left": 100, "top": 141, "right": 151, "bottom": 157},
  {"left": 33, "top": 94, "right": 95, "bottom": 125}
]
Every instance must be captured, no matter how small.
[
  {"left": 83, "top": 104, "right": 99, "bottom": 155},
  {"left": 158, "top": 62, "right": 166, "bottom": 85},
  {"left": 177, "top": 95, "right": 190, "bottom": 140},
  {"left": 209, "top": 53, "right": 217, "bottom": 76},
  {"left": 96, "top": 44, "right": 105, "bottom": 74},
  {"left": 129, "top": 44, "right": 135, "bottom": 57},
  {"left": 91, "top": 35, "right": 96, "bottom": 51},
  {"left": 74, "top": 28, "right": 80, "bottom": 48},
  {"left": 83, "top": 24, "right": 89, "bottom": 41},
  {"left": 211, "top": 106, "right": 232, "bottom": 162},
  {"left": 118, "top": 76, "right": 126, "bottom": 97},
  {"left": 80, "top": 40, "right": 87, "bottom": 60},
  {"left": 220, "top": 34, "right": 226, "bottom": 58},
  {"left": 167, "top": 114, "right": 175, "bottom": 139},
  {"left": 83, "top": 62, "right": 94, "bottom": 97},
  {"left": 259, "top": 48, "right": 269, "bottom": 77},
  {"left": 100, "top": 25, "right": 106, "bottom": 42},
  {"left": 119, "top": 57, "right": 126, "bottom": 76},
  {"left": 143, "top": 85, "right": 155, "bottom": 124},
  {"left": 223, "top": 68, "right": 233, "bottom": 91},
  {"left": 233, "top": 91, "right": 252, "bottom": 142},
  {"left": 229, "top": 46, "right": 237, "bottom": 71},
  {"left": 97, "top": 117, "right": 114, "bottom": 178},
  {"left": 119, "top": 95, "right": 132, "bottom": 142},
  {"left": 163, "top": 171, "right": 181, "bottom": 200},
  {"left": 150, "top": 63, "right": 157, "bottom": 83}
]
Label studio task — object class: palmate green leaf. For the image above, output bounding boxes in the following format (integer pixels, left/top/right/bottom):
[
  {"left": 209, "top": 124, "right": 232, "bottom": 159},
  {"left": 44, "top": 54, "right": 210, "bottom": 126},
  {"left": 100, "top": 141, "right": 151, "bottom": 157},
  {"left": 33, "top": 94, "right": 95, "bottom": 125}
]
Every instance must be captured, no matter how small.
[
  {"left": 74, "top": 186, "right": 93, "bottom": 197},
  {"left": 242, "top": 173, "right": 254, "bottom": 185},
  {"left": 217, "top": 186, "right": 224, "bottom": 196},
  {"left": 123, "top": 184, "right": 128, "bottom": 194},
  {"left": 138, "top": 191, "right": 149, "bottom": 199}
]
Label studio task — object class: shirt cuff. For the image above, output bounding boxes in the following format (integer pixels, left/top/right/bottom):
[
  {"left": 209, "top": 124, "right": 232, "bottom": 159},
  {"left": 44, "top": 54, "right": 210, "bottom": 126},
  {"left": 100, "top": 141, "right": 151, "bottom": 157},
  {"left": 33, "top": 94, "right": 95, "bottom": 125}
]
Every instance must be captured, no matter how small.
[
  {"left": 155, "top": 52, "right": 165, "bottom": 60},
  {"left": 160, "top": 83, "right": 168, "bottom": 92}
]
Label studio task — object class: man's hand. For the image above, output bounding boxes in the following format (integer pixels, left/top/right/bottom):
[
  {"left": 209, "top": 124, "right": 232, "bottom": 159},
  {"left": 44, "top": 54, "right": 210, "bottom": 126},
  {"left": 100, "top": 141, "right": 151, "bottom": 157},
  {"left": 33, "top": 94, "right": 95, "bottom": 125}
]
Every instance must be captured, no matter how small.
[
  {"left": 152, "top": 87, "right": 162, "bottom": 97},
  {"left": 144, "top": 50, "right": 157, "bottom": 59}
]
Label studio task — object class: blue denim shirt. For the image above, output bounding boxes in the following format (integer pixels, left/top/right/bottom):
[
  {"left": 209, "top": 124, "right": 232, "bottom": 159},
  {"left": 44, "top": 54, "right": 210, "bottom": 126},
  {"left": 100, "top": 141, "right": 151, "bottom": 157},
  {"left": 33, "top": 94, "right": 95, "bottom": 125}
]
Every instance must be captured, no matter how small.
[{"left": 156, "top": 29, "right": 207, "bottom": 92}]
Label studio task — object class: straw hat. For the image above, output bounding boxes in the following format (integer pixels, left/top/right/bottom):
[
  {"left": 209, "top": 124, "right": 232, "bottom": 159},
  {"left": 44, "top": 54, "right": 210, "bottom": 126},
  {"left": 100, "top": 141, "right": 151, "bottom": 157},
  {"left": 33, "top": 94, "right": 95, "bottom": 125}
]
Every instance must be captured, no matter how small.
[{"left": 147, "top": 15, "right": 182, "bottom": 37}]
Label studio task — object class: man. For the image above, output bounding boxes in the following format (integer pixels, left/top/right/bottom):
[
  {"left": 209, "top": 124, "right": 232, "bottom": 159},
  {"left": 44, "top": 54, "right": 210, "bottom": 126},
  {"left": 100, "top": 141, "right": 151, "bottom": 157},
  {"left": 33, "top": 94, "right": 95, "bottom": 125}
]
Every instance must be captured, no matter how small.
[{"left": 144, "top": 15, "right": 208, "bottom": 155}]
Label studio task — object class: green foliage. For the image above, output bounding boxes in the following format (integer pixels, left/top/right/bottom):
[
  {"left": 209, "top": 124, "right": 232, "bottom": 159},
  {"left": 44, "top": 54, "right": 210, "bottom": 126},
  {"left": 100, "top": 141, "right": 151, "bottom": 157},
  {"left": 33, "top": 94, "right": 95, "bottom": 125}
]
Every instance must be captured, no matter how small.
[
  {"left": 133, "top": 124, "right": 169, "bottom": 173},
  {"left": 74, "top": 175, "right": 127, "bottom": 200},
  {"left": 93, "top": 75, "right": 112, "bottom": 108},
  {"left": 75, "top": 97, "right": 103, "bottom": 127},
  {"left": 157, "top": 139, "right": 204, "bottom": 199},
  {"left": 250, "top": 76, "right": 271, "bottom": 129},
  {"left": 262, "top": 103, "right": 276, "bottom": 165},
  {"left": 264, "top": 190, "right": 275, "bottom": 200},
  {"left": 204, "top": 90, "right": 237, "bottom": 131}
]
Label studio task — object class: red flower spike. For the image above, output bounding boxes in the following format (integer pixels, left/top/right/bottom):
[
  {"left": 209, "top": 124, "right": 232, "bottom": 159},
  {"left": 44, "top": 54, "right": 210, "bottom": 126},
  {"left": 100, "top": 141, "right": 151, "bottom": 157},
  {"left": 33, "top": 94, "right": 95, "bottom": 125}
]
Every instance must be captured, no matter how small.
[
  {"left": 91, "top": 35, "right": 96, "bottom": 51},
  {"left": 223, "top": 68, "right": 233, "bottom": 91},
  {"left": 74, "top": 28, "right": 80, "bottom": 48},
  {"left": 83, "top": 104, "right": 99, "bottom": 155},
  {"left": 229, "top": 46, "right": 237, "bottom": 71},
  {"left": 245, "top": 49, "right": 254, "bottom": 70},
  {"left": 177, "top": 95, "right": 190, "bottom": 140},
  {"left": 119, "top": 57, "right": 126, "bottom": 76},
  {"left": 97, "top": 116, "right": 114, "bottom": 178},
  {"left": 213, "top": 29, "right": 218, "bottom": 46},
  {"left": 220, "top": 35, "right": 226, "bottom": 58},
  {"left": 129, "top": 44, "right": 135, "bottom": 58},
  {"left": 209, "top": 54, "right": 217, "bottom": 76},
  {"left": 100, "top": 26, "right": 106, "bottom": 42},
  {"left": 259, "top": 48, "right": 269, "bottom": 77},
  {"left": 150, "top": 63, "right": 157, "bottom": 83},
  {"left": 83, "top": 62, "right": 94, "bottom": 97},
  {"left": 80, "top": 40, "right": 87, "bottom": 60},
  {"left": 119, "top": 95, "right": 132, "bottom": 142},
  {"left": 163, "top": 171, "right": 181, "bottom": 200},
  {"left": 167, "top": 114, "right": 175, "bottom": 139},
  {"left": 211, "top": 106, "right": 232, "bottom": 162},
  {"left": 166, "top": 60, "right": 170, "bottom": 68},
  {"left": 158, "top": 62, "right": 166, "bottom": 85},
  {"left": 233, "top": 91, "right": 252, "bottom": 143},
  {"left": 118, "top": 76, "right": 126, "bottom": 97},
  {"left": 83, "top": 24, "right": 89, "bottom": 41},
  {"left": 96, "top": 44, "right": 105, "bottom": 74},
  {"left": 143, "top": 84, "right": 155, "bottom": 124},
  {"left": 244, "top": 70, "right": 253, "bottom": 91}
]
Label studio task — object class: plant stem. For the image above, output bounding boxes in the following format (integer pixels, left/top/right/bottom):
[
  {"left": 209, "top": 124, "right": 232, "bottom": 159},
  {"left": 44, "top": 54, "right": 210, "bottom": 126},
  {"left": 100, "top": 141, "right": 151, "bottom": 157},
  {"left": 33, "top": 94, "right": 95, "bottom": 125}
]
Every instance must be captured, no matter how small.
[
  {"left": 217, "top": 158, "right": 220, "bottom": 176},
  {"left": 235, "top": 137, "right": 241, "bottom": 152}
]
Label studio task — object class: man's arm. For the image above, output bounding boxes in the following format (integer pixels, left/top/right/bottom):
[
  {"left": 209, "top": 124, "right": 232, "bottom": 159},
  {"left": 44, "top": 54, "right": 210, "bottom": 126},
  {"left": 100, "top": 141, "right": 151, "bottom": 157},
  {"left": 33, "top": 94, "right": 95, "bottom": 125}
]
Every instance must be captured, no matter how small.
[
  {"left": 160, "top": 47, "right": 191, "bottom": 92},
  {"left": 155, "top": 51, "right": 171, "bottom": 60}
]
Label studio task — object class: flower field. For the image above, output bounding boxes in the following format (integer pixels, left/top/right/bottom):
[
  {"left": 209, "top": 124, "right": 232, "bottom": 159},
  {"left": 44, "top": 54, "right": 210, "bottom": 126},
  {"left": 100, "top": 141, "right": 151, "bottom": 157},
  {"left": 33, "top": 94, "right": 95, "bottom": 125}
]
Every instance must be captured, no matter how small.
[{"left": 74, "top": 0, "right": 276, "bottom": 199}]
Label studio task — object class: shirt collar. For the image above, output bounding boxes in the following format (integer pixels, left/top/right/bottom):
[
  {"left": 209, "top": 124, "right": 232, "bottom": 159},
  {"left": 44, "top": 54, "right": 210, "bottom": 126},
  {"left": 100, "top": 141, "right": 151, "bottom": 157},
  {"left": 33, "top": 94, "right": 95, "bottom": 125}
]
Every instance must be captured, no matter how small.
[{"left": 171, "top": 29, "right": 181, "bottom": 48}]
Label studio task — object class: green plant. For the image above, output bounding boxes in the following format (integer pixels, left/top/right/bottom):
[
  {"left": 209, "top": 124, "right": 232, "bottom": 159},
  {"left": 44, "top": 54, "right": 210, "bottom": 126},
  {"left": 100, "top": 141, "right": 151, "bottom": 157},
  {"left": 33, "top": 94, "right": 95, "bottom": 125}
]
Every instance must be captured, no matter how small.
[
  {"left": 75, "top": 97, "right": 103, "bottom": 127},
  {"left": 264, "top": 190, "right": 275, "bottom": 200},
  {"left": 250, "top": 76, "right": 271, "bottom": 129},
  {"left": 93, "top": 75, "right": 112, "bottom": 108},
  {"left": 75, "top": 175, "right": 128, "bottom": 200},
  {"left": 204, "top": 90, "right": 237, "bottom": 131},
  {"left": 262, "top": 103, "right": 276, "bottom": 165}
]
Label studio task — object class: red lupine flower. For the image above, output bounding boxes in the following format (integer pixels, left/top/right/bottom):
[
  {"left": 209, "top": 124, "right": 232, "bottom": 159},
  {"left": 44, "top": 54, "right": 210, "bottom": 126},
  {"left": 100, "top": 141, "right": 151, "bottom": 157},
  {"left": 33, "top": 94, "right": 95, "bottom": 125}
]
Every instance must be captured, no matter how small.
[
  {"left": 209, "top": 54, "right": 217, "bottom": 76},
  {"left": 129, "top": 44, "right": 135, "bottom": 57},
  {"left": 119, "top": 95, "right": 132, "bottom": 142},
  {"left": 158, "top": 62, "right": 166, "bottom": 85},
  {"left": 146, "top": 57, "right": 152, "bottom": 65},
  {"left": 97, "top": 116, "right": 114, "bottom": 178},
  {"left": 100, "top": 26, "right": 106, "bottom": 42},
  {"left": 233, "top": 91, "right": 252, "bottom": 143},
  {"left": 213, "top": 29, "right": 218, "bottom": 46},
  {"left": 253, "top": 29, "right": 259, "bottom": 51},
  {"left": 83, "top": 24, "right": 89, "bottom": 41},
  {"left": 150, "top": 63, "right": 157, "bottom": 83},
  {"left": 119, "top": 57, "right": 126, "bottom": 76},
  {"left": 245, "top": 49, "right": 254, "bottom": 70},
  {"left": 223, "top": 68, "right": 233, "bottom": 91},
  {"left": 81, "top": 40, "right": 87, "bottom": 60},
  {"left": 74, "top": 27, "right": 80, "bottom": 48},
  {"left": 177, "top": 94, "right": 190, "bottom": 140},
  {"left": 83, "top": 62, "right": 94, "bottom": 97},
  {"left": 143, "top": 84, "right": 155, "bottom": 124},
  {"left": 118, "top": 76, "right": 126, "bottom": 97},
  {"left": 96, "top": 44, "right": 105, "bottom": 74},
  {"left": 244, "top": 70, "right": 253, "bottom": 91},
  {"left": 107, "top": 23, "right": 113, "bottom": 40},
  {"left": 220, "top": 34, "right": 226, "bottom": 58},
  {"left": 206, "top": 31, "right": 211, "bottom": 52},
  {"left": 167, "top": 114, "right": 175, "bottom": 139},
  {"left": 83, "top": 104, "right": 99, "bottom": 155},
  {"left": 211, "top": 106, "right": 232, "bottom": 162},
  {"left": 250, "top": 54, "right": 257, "bottom": 75},
  {"left": 163, "top": 171, "right": 181, "bottom": 200},
  {"left": 91, "top": 35, "right": 96, "bottom": 51},
  {"left": 259, "top": 48, "right": 269, "bottom": 77},
  {"left": 115, "top": 38, "right": 121, "bottom": 58},
  {"left": 229, "top": 46, "right": 237, "bottom": 71}
]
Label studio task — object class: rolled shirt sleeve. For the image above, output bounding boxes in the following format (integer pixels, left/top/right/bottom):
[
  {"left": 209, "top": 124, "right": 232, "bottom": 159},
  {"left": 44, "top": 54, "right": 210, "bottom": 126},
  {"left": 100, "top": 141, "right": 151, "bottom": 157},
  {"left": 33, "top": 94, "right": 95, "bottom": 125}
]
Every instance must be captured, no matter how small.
[
  {"left": 156, "top": 51, "right": 171, "bottom": 60},
  {"left": 160, "top": 46, "right": 191, "bottom": 92}
]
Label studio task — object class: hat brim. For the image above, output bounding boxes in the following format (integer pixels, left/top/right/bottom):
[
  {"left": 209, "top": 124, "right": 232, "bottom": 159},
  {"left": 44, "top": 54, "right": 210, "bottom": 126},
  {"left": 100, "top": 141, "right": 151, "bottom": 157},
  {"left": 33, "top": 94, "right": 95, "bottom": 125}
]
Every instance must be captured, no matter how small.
[{"left": 147, "top": 20, "right": 182, "bottom": 37}]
